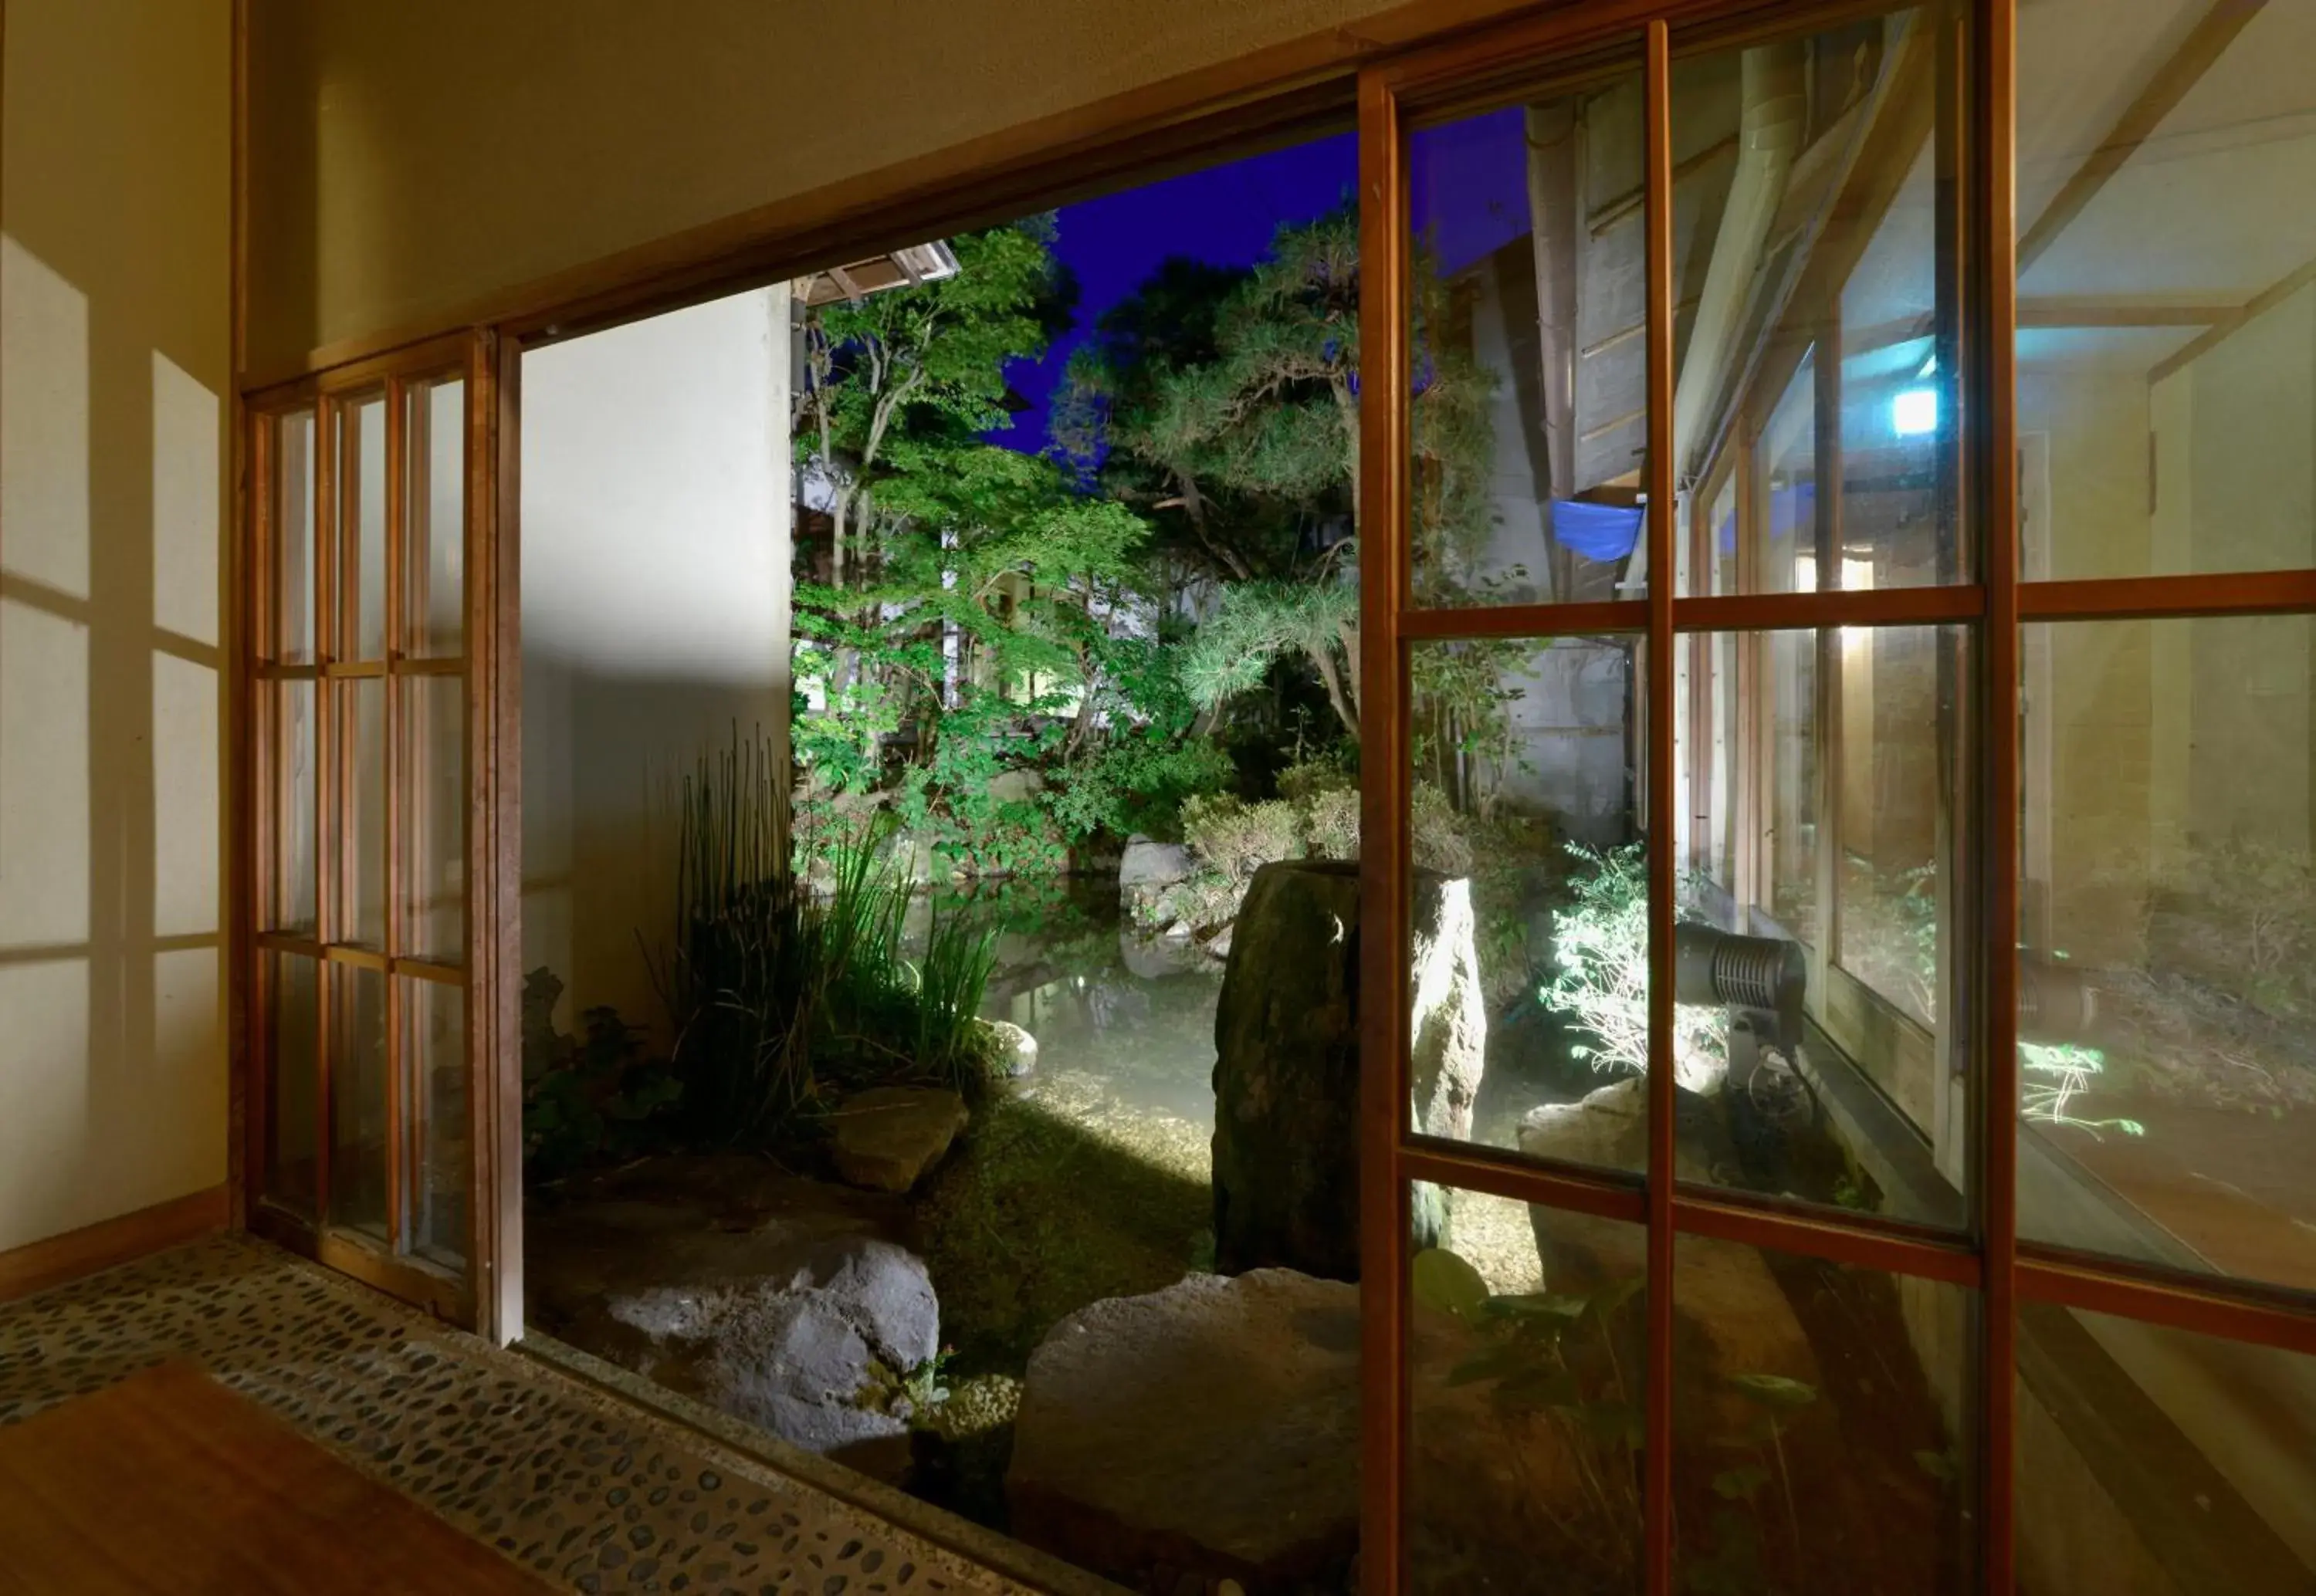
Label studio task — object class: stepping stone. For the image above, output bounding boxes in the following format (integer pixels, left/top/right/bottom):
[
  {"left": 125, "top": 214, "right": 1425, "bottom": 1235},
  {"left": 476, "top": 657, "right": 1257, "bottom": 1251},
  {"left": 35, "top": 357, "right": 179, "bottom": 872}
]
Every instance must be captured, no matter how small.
[{"left": 829, "top": 1087, "right": 970, "bottom": 1193}]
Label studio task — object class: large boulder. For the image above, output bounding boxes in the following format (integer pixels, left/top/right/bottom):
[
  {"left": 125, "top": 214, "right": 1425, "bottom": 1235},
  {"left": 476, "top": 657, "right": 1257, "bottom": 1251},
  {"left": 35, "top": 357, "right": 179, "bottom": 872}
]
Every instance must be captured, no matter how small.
[
  {"left": 1119, "top": 835, "right": 1195, "bottom": 892},
  {"left": 828, "top": 1086, "right": 969, "bottom": 1193},
  {"left": 1409, "top": 874, "right": 1488, "bottom": 1143},
  {"left": 609, "top": 1236, "right": 938, "bottom": 1458},
  {"left": 1007, "top": 1270, "right": 1363, "bottom": 1591},
  {"left": 1210, "top": 861, "right": 1486, "bottom": 1279},
  {"left": 1119, "top": 836, "right": 1196, "bottom": 928},
  {"left": 1008, "top": 1268, "right": 1573, "bottom": 1595},
  {"left": 522, "top": 1160, "right": 936, "bottom": 1470}
]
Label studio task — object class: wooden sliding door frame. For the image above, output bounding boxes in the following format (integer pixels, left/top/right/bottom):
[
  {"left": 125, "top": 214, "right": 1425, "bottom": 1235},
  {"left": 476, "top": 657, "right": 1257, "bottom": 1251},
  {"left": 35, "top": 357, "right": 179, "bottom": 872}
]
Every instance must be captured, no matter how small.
[
  {"left": 222, "top": 0, "right": 2316, "bottom": 1574},
  {"left": 1358, "top": 0, "right": 2316, "bottom": 1592},
  {"left": 242, "top": 330, "right": 502, "bottom": 1328}
]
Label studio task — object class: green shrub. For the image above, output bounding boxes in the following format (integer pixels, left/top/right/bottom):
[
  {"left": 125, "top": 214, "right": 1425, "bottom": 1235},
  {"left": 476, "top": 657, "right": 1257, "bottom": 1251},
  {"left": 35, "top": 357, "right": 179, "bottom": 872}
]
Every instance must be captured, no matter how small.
[
  {"left": 1539, "top": 843, "right": 1725, "bottom": 1080},
  {"left": 658, "top": 732, "right": 1001, "bottom": 1148},
  {"left": 521, "top": 983, "right": 684, "bottom": 1183}
]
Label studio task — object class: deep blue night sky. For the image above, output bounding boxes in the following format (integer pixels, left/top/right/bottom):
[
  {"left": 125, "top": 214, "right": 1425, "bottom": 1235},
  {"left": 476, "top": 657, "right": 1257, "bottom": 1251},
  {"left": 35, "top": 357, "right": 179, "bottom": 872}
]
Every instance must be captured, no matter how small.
[
  {"left": 984, "top": 132, "right": 1356, "bottom": 454},
  {"left": 984, "top": 108, "right": 1532, "bottom": 455}
]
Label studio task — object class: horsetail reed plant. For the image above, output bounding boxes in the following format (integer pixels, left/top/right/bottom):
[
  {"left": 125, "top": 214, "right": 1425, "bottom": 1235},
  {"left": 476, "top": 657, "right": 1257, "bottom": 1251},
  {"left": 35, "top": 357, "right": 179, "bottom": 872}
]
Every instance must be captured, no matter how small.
[
  {"left": 916, "top": 903, "right": 1003, "bottom": 1090},
  {"left": 653, "top": 728, "right": 1000, "bottom": 1145}
]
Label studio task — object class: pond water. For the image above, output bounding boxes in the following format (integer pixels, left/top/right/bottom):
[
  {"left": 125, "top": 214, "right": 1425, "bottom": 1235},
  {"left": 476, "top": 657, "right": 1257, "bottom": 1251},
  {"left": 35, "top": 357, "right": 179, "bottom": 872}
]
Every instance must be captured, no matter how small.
[
  {"left": 931, "top": 877, "right": 1549, "bottom": 1296},
  {"left": 913, "top": 880, "right": 1224, "bottom": 1187}
]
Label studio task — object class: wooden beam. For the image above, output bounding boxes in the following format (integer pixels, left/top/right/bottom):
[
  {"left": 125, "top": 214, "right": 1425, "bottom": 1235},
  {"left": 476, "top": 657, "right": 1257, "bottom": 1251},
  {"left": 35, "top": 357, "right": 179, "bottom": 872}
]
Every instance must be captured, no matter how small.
[
  {"left": 1693, "top": 11, "right": 1942, "bottom": 503},
  {"left": 2148, "top": 253, "right": 2316, "bottom": 382},
  {"left": 2016, "top": 0, "right": 2267, "bottom": 276},
  {"left": 2020, "top": 296, "right": 2236, "bottom": 328}
]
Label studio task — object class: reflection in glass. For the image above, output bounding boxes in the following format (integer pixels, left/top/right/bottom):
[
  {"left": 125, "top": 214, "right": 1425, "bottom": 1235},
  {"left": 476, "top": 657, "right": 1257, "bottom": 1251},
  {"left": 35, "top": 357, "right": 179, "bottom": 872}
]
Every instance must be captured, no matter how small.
[
  {"left": 328, "top": 961, "right": 388, "bottom": 1242},
  {"left": 2016, "top": 0, "right": 2316, "bottom": 582},
  {"left": 1836, "top": 624, "right": 1946, "bottom": 1032},
  {"left": 405, "top": 979, "right": 466, "bottom": 1267},
  {"left": 1404, "top": 637, "right": 1647, "bottom": 1178},
  {"left": 1678, "top": 627, "right": 1964, "bottom": 1226},
  {"left": 270, "top": 680, "right": 317, "bottom": 935},
  {"left": 1673, "top": 1235, "right": 1975, "bottom": 1594},
  {"left": 2016, "top": 1304, "right": 2316, "bottom": 1594},
  {"left": 340, "top": 392, "right": 387, "bottom": 661},
  {"left": 1407, "top": 58, "right": 1649, "bottom": 607},
  {"left": 340, "top": 678, "right": 386, "bottom": 949},
  {"left": 400, "top": 675, "right": 464, "bottom": 962},
  {"left": 275, "top": 409, "right": 317, "bottom": 663},
  {"left": 2020, "top": 616, "right": 2316, "bottom": 1296},
  {"left": 404, "top": 377, "right": 465, "bottom": 658},
  {"left": 264, "top": 952, "right": 319, "bottom": 1218},
  {"left": 1410, "top": 1192, "right": 1645, "bottom": 1594},
  {"left": 1674, "top": 3, "right": 1965, "bottom": 594}
]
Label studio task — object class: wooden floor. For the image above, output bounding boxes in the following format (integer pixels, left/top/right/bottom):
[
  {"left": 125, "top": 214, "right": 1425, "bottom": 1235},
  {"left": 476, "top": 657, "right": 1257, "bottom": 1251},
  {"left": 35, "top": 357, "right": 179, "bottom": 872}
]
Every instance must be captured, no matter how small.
[{"left": 0, "top": 1361, "right": 556, "bottom": 1594}]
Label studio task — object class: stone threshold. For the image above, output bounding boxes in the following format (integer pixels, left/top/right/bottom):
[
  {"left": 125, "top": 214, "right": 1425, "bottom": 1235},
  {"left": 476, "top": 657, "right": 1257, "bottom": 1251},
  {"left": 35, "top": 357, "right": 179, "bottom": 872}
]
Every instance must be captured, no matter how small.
[{"left": 516, "top": 1331, "right": 1128, "bottom": 1596}]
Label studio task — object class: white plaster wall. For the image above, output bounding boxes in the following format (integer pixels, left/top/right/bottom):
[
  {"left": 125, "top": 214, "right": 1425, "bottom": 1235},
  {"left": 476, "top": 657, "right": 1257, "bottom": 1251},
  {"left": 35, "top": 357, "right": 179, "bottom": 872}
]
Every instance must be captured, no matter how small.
[
  {"left": 519, "top": 286, "right": 792, "bottom": 1040},
  {"left": 0, "top": 0, "right": 232, "bottom": 1253}
]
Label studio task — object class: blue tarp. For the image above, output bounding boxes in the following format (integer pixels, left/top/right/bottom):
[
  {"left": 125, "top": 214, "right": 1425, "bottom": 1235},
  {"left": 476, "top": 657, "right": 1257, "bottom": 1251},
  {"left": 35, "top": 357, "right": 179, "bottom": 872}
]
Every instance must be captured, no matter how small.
[{"left": 1551, "top": 499, "right": 1645, "bottom": 562}]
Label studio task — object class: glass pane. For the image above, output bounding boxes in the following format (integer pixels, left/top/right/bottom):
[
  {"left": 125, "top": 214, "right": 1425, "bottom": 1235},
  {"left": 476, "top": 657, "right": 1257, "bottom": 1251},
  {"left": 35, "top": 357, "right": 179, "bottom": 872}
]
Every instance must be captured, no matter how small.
[
  {"left": 2020, "top": 616, "right": 2316, "bottom": 1294},
  {"left": 404, "top": 978, "right": 466, "bottom": 1268},
  {"left": 1677, "top": 3, "right": 1966, "bottom": 594},
  {"left": 263, "top": 952, "right": 320, "bottom": 1218},
  {"left": 2016, "top": 0, "right": 2316, "bottom": 581},
  {"left": 1405, "top": 636, "right": 1647, "bottom": 1178},
  {"left": 1835, "top": 624, "right": 1949, "bottom": 1030},
  {"left": 403, "top": 376, "right": 464, "bottom": 658},
  {"left": 338, "top": 391, "right": 387, "bottom": 661},
  {"left": 1410, "top": 1192, "right": 1645, "bottom": 1594},
  {"left": 1674, "top": 1235, "right": 1976, "bottom": 1594},
  {"left": 327, "top": 960, "right": 389, "bottom": 1243},
  {"left": 2016, "top": 1304, "right": 2316, "bottom": 1594},
  {"left": 1407, "top": 55, "right": 1650, "bottom": 607},
  {"left": 399, "top": 674, "right": 464, "bottom": 962},
  {"left": 274, "top": 408, "right": 317, "bottom": 663},
  {"left": 338, "top": 677, "right": 386, "bottom": 949},
  {"left": 1682, "top": 627, "right": 1967, "bottom": 1231},
  {"left": 269, "top": 679, "right": 318, "bottom": 935}
]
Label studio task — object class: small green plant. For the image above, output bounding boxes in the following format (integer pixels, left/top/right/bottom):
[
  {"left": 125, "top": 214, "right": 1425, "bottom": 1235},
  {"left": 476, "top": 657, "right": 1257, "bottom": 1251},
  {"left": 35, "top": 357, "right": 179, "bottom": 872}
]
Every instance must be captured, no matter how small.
[
  {"left": 1418, "top": 1246, "right": 1646, "bottom": 1591},
  {"left": 913, "top": 904, "right": 1003, "bottom": 1094},
  {"left": 2020, "top": 1041, "right": 2145, "bottom": 1139},
  {"left": 1685, "top": 1375, "right": 1819, "bottom": 1596},
  {"left": 520, "top": 976, "right": 682, "bottom": 1182},
  {"left": 1539, "top": 843, "right": 1727, "bottom": 1080},
  {"left": 654, "top": 730, "right": 1001, "bottom": 1149}
]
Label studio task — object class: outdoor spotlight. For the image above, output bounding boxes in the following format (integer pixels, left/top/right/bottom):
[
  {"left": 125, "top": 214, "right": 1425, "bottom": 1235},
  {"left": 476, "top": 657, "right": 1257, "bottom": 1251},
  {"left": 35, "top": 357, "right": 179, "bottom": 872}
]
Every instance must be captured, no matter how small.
[
  {"left": 1891, "top": 385, "right": 1940, "bottom": 438},
  {"left": 1674, "top": 921, "right": 1807, "bottom": 1087}
]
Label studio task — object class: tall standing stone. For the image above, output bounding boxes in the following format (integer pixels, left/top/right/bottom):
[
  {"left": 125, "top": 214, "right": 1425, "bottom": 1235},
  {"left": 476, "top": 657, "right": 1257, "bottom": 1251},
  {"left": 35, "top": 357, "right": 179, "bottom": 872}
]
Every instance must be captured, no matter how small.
[{"left": 1210, "top": 861, "right": 1487, "bottom": 1280}]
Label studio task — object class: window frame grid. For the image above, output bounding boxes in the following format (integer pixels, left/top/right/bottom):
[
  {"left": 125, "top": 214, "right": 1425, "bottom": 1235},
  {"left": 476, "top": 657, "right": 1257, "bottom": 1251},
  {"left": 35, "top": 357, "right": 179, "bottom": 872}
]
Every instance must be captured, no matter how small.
[
  {"left": 242, "top": 330, "right": 485, "bottom": 1326},
  {"left": 1356, "top": 2, "right": 2316, "bottom": 1591}
]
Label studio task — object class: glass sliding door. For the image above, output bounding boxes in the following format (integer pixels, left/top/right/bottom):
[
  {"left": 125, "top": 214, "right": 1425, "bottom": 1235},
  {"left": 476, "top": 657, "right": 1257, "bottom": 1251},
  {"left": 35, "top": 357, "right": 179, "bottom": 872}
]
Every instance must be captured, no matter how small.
[
  {"left": 1359, "top": 1, "right": 2316, "bottom": 1592},
  {"left": 247, "top": 335, "right": 486, "bottom": 1321}
]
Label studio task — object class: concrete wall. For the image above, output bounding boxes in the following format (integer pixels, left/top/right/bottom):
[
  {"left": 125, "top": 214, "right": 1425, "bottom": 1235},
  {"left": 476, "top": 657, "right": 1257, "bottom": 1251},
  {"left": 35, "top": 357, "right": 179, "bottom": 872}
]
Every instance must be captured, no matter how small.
[
  {"left": 0, "top": 0, "right": 232, "bottom": 1252},
  {"left": 239, "top": 0, "right": 1539, "bottom": 378},
  {"left": 520, "top": 288, "right": 792, "bottom": 1040}
]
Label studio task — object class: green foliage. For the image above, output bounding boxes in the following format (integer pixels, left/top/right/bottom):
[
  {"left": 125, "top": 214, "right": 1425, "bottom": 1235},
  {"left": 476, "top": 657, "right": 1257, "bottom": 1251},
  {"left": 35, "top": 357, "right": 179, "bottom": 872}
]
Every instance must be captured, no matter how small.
[
  {"left": 1539, "top": 844, "right": 1728, "bottom": 1079},
  {"left": 1434, "top": 1256, "right": 1649, "bottom": 1591},
  {"left": 1180, "top": 578, "right": 1361, "bottom": 737},
  {"left": 1059, "top": 204, "right": 1498, "bottom": 744},
  {"left": 656, "top": 732, "right": 1000, "bottom": 1148},
  {"left": 520, "top": 976, "right": 682, "bottom": 1183}
]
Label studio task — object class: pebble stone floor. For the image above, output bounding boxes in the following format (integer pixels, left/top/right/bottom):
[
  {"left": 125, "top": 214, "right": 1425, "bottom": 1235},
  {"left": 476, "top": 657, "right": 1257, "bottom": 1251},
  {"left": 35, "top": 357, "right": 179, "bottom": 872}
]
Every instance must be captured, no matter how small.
[{"left": 0, "top": 1232, "right": 1031, "bottom": 1596}]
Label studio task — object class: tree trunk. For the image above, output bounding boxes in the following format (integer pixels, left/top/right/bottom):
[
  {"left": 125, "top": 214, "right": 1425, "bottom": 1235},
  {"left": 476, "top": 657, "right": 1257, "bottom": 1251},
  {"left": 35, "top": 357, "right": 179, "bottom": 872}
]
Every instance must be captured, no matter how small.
[{"left": 1309, "top": 642, "right": 1358, "bottom": 740}]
